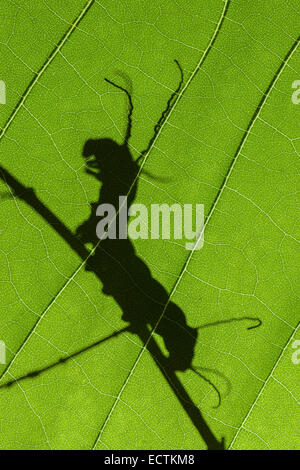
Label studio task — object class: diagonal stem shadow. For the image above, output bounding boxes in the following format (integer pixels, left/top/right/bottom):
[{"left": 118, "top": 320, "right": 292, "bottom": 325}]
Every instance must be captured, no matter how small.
[
  {"left": 0, "top": 166, "right": 225, "bottom": 450},
  {"left": 0, "top": 326, "right": 129, "bottom": 387}
]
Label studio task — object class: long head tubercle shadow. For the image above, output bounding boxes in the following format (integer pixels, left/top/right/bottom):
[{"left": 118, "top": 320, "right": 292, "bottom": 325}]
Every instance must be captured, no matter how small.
[
  {"left": 137, "top": 59, "right": 184, "bottom": 163},
  {"left": 196, "top": 316, "right": 262, "bottom": 331},
  {"left": 104, "top": 76, "right": 133, "bottom": 147},
  {"left": 104, "top": 60, "right": 184, "bottom": 183}
]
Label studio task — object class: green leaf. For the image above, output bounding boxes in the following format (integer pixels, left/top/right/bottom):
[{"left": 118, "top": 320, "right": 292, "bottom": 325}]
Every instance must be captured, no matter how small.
[
  {"left": 229, "top": 325, "right": 300, "bottom": 449},
  {"left": 0, "top": 0, "right": 299, "bottom": 450}
]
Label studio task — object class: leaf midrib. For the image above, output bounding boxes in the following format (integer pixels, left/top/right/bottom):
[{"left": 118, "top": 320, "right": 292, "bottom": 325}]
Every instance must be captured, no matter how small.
[
  {"left": 0, "top": 0, "right": 97, "bottom": 385},
  {"left": 92, "top": 0, "right": 231, "bottom": 448},
  {"left": 0, "top": 0, "right": 95, "bottom": 140},
  {"left": 0, "top": 0, "right": 297, "bottom": 450},
  {"left": 0, "top": 0, "right": 229, "bottom": 388},
  {"left": 228, "top": 322, "right": 300, "bottom": 449},
  {"left": 94, "top": 29, "right": 300, "bottom": 450}
]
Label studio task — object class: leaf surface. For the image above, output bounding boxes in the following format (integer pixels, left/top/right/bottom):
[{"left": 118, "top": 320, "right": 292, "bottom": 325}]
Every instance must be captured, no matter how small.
[{"left": 0, "top": 0, "right": 299, "bottom": 450}]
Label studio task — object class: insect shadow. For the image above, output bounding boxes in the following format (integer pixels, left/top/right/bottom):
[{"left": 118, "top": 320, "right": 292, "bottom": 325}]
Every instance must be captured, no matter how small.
[{"left": 0, "top": 61, "right": 261, "bottom": 449}]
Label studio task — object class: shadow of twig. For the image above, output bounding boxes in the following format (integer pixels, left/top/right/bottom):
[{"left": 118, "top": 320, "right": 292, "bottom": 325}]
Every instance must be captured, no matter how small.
[{"left": 0, "top": 327, "right": 129, "bottom": 388}]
